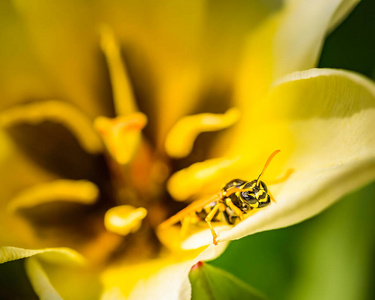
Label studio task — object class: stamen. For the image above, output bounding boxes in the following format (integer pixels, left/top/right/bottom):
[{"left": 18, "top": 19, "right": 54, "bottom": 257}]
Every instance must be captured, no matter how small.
[
  {"left": 167, "top": 156, "right": 241, "bottom": 201},
  {"left": 165, "top": 108, "right": 240, "bottom": 158},
  {"left": 104, "top": 205, "right": 147, "bottom": 236},
  {"left": 100, "top": 24, "right": 138, "bottom": 116},
  {"left": 0, "top": 100, "right": 103, "bottom": 154},
  {"left": 94, "top": 113, "right": 147, "bottom": 165},
  {"left": 7, "top": 180, "right": 99, "bottom": 213},
  {"left": 267, "top": 168, "right": 294, "bottom": 185}
]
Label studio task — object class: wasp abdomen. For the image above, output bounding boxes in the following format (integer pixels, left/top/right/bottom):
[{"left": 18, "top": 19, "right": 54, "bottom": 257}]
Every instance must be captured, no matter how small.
[{"left": 195, "top": 203, "right": 221, "bottom": 222}]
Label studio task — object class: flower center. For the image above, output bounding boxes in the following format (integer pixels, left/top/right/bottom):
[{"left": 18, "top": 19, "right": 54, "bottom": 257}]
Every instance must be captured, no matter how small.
[
  {"left": 93, "top": 26, "right": 242, "bottom": 264},
  {"left": 1, "top": 26, "right": 241, "bottom": 267}
]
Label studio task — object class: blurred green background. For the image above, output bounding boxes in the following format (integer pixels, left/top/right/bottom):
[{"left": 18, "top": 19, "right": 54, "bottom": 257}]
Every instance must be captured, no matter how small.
[{"left": 211, "top": 1, "right": 375, "bottom": 299}]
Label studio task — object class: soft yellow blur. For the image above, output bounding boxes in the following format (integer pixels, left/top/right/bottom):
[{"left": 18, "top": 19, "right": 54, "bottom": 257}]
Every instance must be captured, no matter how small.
[{"left": 104, "top": 205, "right": 147, "bottom": 236}]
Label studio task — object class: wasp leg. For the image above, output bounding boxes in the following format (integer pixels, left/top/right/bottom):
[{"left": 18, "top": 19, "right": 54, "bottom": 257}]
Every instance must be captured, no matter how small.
[
  {"left": 180, "top": 213, "right": 200, "bottom": 239},
  {"left": 267, "top": 168, "right": 294, "bottom": 185},
  {"left": 225, "top": 198, "right": 244, "bottom": 220},
  {"left": 268, "top": 189, "right": 276, "bottom": 203},
  {"left": 205, "top": 203, "right": 224, "bottom": 245}
]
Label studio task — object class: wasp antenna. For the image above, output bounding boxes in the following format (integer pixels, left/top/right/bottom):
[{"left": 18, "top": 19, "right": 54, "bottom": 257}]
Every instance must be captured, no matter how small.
[{"left": 256, "top": 150, "right": 281, "bottom": 186}]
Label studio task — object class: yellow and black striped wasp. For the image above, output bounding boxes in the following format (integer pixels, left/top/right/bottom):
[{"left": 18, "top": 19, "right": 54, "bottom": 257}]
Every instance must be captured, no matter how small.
[{"left": 160, "top": 150, "right": 291, "bottom": 245}]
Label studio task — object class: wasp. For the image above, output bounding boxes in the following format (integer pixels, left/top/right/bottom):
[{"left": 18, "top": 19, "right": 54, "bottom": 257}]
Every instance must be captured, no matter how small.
[{"left": 160, "top": 150, "right": 291, "bottom": 245}]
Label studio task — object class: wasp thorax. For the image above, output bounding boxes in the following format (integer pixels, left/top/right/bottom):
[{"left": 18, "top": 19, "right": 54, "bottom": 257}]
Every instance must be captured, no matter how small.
[{"left": 222, "top": 178, "right": 247, "bottom": 193}]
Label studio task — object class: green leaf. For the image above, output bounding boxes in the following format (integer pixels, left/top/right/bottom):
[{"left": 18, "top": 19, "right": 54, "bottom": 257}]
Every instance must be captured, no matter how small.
[
  {"left": 0, "top": 259, "right": 38, "bottom": 299},
  {"left": 189, "top": 262, "right": 267, "bottom": 300}
]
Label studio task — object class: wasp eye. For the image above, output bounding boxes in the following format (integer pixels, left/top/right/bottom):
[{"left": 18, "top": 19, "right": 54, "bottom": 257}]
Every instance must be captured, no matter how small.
[{"left": 241, "top": 191, "right": 258, "bottom": 204}]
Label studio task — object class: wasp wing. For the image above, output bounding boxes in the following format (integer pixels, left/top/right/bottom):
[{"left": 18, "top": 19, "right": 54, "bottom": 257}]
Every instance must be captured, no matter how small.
[{"left": 158, "top": 193, "right": 222, "bottom": 229}]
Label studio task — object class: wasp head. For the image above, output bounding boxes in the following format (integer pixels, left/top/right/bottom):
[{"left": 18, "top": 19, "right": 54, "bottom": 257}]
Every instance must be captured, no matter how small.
[{"left": 240, "top": 180, "right": 271, "bottom": 209}]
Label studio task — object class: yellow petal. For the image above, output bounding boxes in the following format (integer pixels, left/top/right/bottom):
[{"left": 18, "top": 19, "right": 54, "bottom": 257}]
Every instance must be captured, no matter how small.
[
  {"left": 18, "top": 247, "right": 99, "bottom": 300},
  {"left": 104, "top": 205, "right": 147, "bottom": 236},
  {"left": 98, "top": 0, "right": 206, "bottom": 147},
  {"left": 0, "top": 246, "right": 84, "bottom": 264},
  {"left": 36, "top": 257, "right": 103, "bottom": 300},
  {"left": 234, "top": 15, "right": 276, "bottom": 104},
  {"left": 0, "top": 129, "right": 57, "bottom": 247},
  {"left": 101, "top": 243, "right": 226, "bottom": 300},
  {"left": 100, "top": 25, "right": 138, "bottom": 116},
  {"left": 94, "top": 112, "right": 147, "bottom": 164},
  {"left": 0, "top": 100, "right": 103, "bottom": 154},
  {"left": 156, "top": 225, "right": 186, "bottom": 253},
  {"left": 167, "top": 156, "right": 242, "bottom": 201},
  {"left": 101, "top": 287, "right": 126, "bottom": 300},
  {"left": 25, "top": 257, "right": 63, "bottom": 300},
  {"left": 219, "top": 69, "right": 375, "bottom": 243},
  {"left": 7, "top": 180, "right": 99, "bottom": 213},
  {"left": 235, "top": 0, "right": 359, "bottom": 106},
  {"left": 96, "top": 1, "right": 273, "bottom": 147},
  {"left": 272, "top": 0, "right": 358, "bottom": 80},
  {"left": 128, "top": 243, "right": 227, "bottom": 300},
  {"left": 0, "top": 1, "right": 50, "bottom": 110},
  {"left": 165, "top": 108, "right": 240, "bottom": 158},
  {"left": 196, "top": 0, "right": 272, "bottom": 80},
  {"left": 269, "top": 68, "right": 375, "bottom": 120},
  {"left": 12, "top": 0, "right": 110, "bottom": 117},
  {"left": 101, "top": 258, "right": 179, "bottom": 299}
]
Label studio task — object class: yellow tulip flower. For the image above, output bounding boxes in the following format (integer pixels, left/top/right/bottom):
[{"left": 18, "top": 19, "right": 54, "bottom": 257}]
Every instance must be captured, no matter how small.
[{"left": 1, "top": 0, "right": 373, "bottom": 299}]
